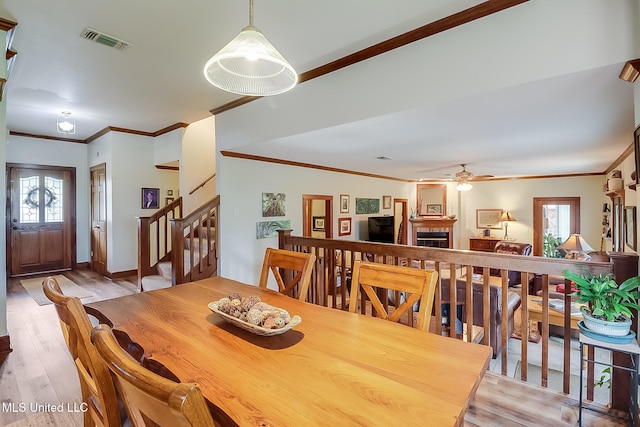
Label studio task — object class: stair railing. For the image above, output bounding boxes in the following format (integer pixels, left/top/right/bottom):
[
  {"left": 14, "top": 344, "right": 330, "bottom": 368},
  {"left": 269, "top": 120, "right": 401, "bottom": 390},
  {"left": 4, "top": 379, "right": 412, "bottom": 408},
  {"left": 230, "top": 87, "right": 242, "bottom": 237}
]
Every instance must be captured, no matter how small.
[
  {"left": 171, "top": 195, "right": 220, "bottom": 285},
  {"left": 137, "top": 198, "right": 183, "bottom": 290}
]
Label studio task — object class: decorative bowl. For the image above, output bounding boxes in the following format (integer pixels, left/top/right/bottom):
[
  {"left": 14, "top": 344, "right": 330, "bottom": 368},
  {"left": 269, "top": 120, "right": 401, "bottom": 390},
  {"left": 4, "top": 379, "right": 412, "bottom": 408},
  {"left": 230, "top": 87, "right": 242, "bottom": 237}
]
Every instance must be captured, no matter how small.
[{"left": 208, "top": 301, "right": 301, "bottom": 336}]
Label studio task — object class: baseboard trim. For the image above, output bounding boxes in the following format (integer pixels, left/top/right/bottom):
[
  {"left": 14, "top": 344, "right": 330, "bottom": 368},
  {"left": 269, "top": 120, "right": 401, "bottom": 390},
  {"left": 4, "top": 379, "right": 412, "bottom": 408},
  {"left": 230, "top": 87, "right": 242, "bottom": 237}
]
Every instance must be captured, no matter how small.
[
  {"left": 77, "top": 262, "right": 90, "bottom": 269},
  {"left": 107, "top": 269, "right": 137, "bottom": 279}
]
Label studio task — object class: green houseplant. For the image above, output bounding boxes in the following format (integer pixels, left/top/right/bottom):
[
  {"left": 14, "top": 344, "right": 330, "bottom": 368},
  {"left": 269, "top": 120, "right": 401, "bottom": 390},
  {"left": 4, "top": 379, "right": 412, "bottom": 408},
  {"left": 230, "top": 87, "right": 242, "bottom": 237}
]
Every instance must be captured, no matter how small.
[{"left": 563, "top": 269, "right": 640, "bottom": 337}]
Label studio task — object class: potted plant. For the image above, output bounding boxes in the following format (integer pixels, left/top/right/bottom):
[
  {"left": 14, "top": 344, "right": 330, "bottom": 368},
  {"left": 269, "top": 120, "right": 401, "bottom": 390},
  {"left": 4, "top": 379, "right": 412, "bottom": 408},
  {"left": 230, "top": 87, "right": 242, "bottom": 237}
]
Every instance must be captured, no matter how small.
[{"left": 563, "top": 269, "right": 640, "bottom": 337}]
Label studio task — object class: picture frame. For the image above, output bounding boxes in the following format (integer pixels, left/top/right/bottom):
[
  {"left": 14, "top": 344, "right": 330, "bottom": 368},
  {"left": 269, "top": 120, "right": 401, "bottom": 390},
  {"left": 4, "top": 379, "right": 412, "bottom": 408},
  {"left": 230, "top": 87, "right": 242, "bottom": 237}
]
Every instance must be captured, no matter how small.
[
  {"left": 626, "top": 206, "right": 636, "bottom": 251},
  {"left": 338, "top": 217, "right": 352, "bottom": 236},
  {"left": 382, "top": 195, "right": 391, "bottom": 209},
  {"left": 476, "top": 209, "right": 503, "bottom": 229},
  {"left": 165, "top": 197, "right": 174, "bottom": 206},
  {"left": 313, "top": 216, "right": 326, "bottom": 232},
  {"left": 262, "top": 192, "right": 286, "bottom": 217},
  {"left": 141, "top": 188, "right": 159, "bottom": 209},
  {"left": 167, "top": 189, "right": 173, "bottom": 196},
  {"left": 340, "top": 194, "right": 350, "bottom": 213},
  {"left": 426, "top": 204, "right": 442, "bottom": 215}
]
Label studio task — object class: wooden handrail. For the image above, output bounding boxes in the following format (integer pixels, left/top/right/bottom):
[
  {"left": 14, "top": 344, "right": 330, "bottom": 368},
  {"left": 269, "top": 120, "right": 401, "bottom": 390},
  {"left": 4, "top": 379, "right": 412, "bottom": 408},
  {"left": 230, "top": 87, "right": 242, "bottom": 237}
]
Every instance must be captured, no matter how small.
[
  {"left": 277, "top": 230, "right": 617, "bottom": 400},
  {"left": 189, "top": 173, "right": 216, "bottom": 195}
]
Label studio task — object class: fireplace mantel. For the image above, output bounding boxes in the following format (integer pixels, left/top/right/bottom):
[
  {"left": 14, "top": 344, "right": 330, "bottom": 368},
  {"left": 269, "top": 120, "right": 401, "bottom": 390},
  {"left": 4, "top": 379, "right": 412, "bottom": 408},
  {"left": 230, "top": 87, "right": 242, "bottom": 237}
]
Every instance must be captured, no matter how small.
[{"left": 410, "top": 217, "right": 457, "bottom": 248}]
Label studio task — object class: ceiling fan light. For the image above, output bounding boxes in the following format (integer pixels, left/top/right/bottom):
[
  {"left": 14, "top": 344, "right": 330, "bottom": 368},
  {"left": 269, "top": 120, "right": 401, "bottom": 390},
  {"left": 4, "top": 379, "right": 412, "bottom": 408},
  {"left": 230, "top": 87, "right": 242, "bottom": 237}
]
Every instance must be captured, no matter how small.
[
  {"left": 203, "top": 0, "right": 297, "bottom": 96},
  {"left": 456, "top": 181, "right": 473, "bottom": 191}
]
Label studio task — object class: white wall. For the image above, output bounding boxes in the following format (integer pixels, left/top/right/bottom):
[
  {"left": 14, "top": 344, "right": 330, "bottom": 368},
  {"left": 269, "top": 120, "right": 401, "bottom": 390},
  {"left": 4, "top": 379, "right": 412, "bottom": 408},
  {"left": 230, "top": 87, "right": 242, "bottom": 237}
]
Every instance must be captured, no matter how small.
[
  {"left": 88, "top": 132, "right": 179, "bottom": 273},
  {"left": 217, "top": 155, "right": 411, "bottom": 284},
  {"left": 455, "top": 176, "right": 608, "bottom": 251},
  {"left": 181, "top": 117, "right": 216, "bottom": 213},
  {"left": 7, "top": 135, "right": 91, "bottom": 262}
]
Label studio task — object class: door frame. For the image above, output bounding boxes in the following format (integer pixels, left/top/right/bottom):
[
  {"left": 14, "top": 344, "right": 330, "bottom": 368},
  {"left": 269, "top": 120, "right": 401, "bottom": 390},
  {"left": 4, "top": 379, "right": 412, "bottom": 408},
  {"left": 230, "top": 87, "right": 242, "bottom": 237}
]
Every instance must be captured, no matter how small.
[
  {"left": 90, "top": 163, "right": 108, "bottom": 276},
  {"left": 302, "top": 195, "right": 333, "bottom": 238},
  {"left": 532, "top": 196, "right": 580, "bottom": 256},
  {"left": 6, "top": 163, "right": 77, "bottom": 276}
]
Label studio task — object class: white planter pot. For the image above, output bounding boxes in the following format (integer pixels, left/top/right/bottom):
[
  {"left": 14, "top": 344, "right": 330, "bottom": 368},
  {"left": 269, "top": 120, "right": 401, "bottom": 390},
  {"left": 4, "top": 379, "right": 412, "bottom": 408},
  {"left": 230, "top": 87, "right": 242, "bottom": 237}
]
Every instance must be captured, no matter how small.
[{"left": 582, "top": 309, "right": 631, "bottom": 337}]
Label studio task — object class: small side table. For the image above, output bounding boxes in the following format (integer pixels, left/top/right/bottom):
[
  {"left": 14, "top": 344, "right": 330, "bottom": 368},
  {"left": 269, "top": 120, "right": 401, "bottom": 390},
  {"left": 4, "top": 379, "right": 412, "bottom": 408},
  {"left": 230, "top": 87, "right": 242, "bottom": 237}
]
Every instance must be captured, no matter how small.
[{"left": 579, "top": 333, "right": 640, "bottom": 426}]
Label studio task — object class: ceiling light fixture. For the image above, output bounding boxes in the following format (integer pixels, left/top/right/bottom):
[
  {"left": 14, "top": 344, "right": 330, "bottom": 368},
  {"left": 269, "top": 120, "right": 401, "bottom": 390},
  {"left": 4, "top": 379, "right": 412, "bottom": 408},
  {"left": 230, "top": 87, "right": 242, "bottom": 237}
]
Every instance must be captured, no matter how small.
[
  {"left": 456, "top": 180, "right": 473, "bottom": 191},
  {"left": 203, "top": 0, "right": 297, "bottom": 96},
  {"left": 57, "top": 111, "right": 75, "bottom": 135}
]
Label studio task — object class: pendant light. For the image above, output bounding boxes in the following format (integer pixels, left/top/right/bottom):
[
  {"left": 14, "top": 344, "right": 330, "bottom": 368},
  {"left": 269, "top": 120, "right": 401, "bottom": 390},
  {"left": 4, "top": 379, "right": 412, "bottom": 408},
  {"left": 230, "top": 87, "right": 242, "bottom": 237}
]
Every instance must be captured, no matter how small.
[
  {"left": 203, "top": 0, "right": 297, "bottom": 96},
  {"left": 57, "top": 111, "right": 75, "bottom": 135}
]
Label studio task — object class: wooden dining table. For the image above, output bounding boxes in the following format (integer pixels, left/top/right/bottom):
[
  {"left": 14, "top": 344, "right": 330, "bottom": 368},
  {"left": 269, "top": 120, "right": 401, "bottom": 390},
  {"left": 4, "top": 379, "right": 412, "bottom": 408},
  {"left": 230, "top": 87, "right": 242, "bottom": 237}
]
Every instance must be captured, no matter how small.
[{"left": 85, "top": 276, "right": 492, "bottom": 427}]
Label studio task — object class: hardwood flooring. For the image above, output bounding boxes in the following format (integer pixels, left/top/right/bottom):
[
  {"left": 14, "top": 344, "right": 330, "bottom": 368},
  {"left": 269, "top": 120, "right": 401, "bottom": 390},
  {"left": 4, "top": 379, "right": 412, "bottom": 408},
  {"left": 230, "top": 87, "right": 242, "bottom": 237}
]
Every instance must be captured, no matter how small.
[{"left": 0, "top": 268, "right": 631, "bottom": 426}]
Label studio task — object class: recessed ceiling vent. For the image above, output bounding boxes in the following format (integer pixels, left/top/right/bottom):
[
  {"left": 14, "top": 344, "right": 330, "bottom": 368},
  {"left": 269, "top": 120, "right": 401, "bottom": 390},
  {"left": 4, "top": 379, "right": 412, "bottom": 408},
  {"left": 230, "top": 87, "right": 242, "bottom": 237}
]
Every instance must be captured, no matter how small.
[{"left": 80, "top": 27, "right": 131, "bottom": 51}]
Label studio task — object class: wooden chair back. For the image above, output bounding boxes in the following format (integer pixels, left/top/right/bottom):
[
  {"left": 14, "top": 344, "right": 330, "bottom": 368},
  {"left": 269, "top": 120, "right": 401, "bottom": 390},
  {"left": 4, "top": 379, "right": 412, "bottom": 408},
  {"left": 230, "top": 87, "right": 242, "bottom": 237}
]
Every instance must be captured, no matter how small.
[
  {"left": 42, "top": 277, "right": 123, "bottom": 427},
  {"left": 91, "top": 324, "right": 216, "bottom": 427},
  {"left": 348, "top": 261, "right": 439, "bottom": 332},
  {"left": 259, "top": 248, "right": 316, "bottom": 301}
]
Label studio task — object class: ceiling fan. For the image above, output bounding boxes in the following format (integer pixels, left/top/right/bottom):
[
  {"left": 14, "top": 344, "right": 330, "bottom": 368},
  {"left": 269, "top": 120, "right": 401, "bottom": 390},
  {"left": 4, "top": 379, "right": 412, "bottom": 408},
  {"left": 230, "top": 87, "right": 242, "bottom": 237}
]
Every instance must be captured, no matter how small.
[{"left": 452, "top": 164, "right": 493, "bottom": 191}]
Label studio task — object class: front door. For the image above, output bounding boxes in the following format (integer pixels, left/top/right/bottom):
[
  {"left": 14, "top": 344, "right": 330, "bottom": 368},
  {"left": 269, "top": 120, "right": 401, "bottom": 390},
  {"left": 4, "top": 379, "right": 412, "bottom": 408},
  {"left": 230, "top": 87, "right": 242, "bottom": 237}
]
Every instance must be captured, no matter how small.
[
  {"left": 7, "top": 164, "right": 75, "bottom": 276},
  {"left": 90, "top": 164, "right": 107, "bottom": 276}
]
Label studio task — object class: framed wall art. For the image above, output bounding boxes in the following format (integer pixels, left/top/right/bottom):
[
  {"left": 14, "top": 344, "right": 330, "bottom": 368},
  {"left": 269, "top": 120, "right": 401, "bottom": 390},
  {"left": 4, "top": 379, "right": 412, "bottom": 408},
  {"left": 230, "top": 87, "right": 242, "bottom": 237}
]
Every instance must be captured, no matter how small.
[
  {"left": 476, "top": 209, "right": 503, "bottom": 229},
  {"left": 256, "top": 220, "right": 291, "bottom": 239},
  {"left": 262, "top": 192, "right": 286, "bottom": 217},
  {"left": 626, "top": 206, "right": 636, "bottom": 250},
  {"left": 426, "top": 204, "right": 442, "bottom": 215},
  {"left": 338, "top": 217, "right": 352, "bottom": 236},
  {"left": 355, "top": 198, "right": 380, "bottom": 214},
  {"left": 141, "top": 188, "right": 159, "bottom": 209},
  {"left": 313, "top": 216, "right": 326, "bottom": 231},
  {"left": 340, "top": 194, "right": 350, "bottom": 213},
  {"left": 383, "top": 195, "right": 391, "bottom": 209}
]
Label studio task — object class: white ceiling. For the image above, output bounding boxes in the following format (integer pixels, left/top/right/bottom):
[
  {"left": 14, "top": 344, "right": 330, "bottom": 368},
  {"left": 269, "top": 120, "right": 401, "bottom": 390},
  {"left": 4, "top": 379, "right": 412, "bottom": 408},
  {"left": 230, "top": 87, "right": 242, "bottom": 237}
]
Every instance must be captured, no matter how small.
[{"left": 1, "top": 0, "right": 635, "bottom": 181}]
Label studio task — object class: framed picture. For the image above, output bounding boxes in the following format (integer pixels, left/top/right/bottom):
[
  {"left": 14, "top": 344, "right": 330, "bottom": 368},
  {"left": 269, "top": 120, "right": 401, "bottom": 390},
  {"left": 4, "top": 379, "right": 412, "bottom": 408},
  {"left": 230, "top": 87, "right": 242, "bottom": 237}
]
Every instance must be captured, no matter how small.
[
  {"left": 382, "top": 195, "right": 391, "bottom": 209},
  {"left": 141, "top": 188, "right": 159, "bottom": 209},
  {"left": 355, "top": 198, "right": 379, "bottom": 214},
  {"left": 340, "top": 194, "right": 350, "bottom": 213},
  {"left": 426, "top": 204, "right": 442, "bottom": 215},
  {"left": 262, "top": 192, "right": 286, "bottom": 217},
  {"left": 313, "top": 216, "right": 326, "bottom": 231},
  {"left": 167, "top": 189, "right": 173, "bottom": 196},
  {"left": 626, "top": 206, "right": 636, "bottom": 250},
  {"left": 476, "top": 209, "right": 503, "bottom": 229},
  {"left": 338, "top": 217, "right": 352, "bottom": 236},
  {"left": 165, "top": 197, "right": 174, "bottom": 206}
]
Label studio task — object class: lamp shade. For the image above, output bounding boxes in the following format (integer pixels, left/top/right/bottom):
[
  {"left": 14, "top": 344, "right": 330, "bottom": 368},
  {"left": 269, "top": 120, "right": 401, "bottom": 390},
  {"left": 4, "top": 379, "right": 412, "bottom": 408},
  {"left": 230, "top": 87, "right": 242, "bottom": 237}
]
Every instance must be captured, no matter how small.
[
  {"left": 456, "top": 181, "right": 473, "bottom": 191},
  {"left": 557, "top": 234, "right": 594, "bottom": 253},
  {"left": 500, "top": 211, "right": 516, "bottom": 222},
  {"left": 57, "top": 111, "right": 75, "bottom": 134},
  {"left": 203, "top": 25, "right": 297, "bottom": 96}
]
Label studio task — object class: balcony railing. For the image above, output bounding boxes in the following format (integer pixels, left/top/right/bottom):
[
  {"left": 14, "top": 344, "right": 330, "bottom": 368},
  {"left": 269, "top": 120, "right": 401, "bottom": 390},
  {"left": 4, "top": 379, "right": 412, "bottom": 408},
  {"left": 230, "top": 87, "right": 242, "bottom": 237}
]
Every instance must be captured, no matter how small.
[{"left": 276, "top": 229, "right": 622, "bottom": 404}]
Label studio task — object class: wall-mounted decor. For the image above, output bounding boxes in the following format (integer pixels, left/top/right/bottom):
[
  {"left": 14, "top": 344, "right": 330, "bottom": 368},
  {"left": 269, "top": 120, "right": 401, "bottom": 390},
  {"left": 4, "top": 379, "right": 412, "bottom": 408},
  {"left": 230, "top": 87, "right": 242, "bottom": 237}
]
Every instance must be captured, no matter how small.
[
  {"left": 165, "top": 197, "right": 174, "bottom": 206},
  {"left": 167, "top": 189, "right": 173, "bottom": 196},
  {"left": 338, "top": 217, "right": 352, "bottom": 236},
  {"left": 355, "top": 198, "right": 380, "bottom": 214},
  {"left": 262, "top": 192, "right": 286, "bottom": 217},
  {"left": 340, "top": 194, "right": 350, "bottom": 213},
  {"left": 313, "top": 216, "right": 326, "bottom": 231},
  {"left": 626, "top": 206, "right": 636, "bottom": 250},
  {"left": 476, "top": 209, "right": 503, "bottom": 229},
  {"left": 256, "top": 220, "right": 291, "bottom": 239},
  {"left": 426, "top": 204, "right": 442, "bottom": 215},
  {"left": 142, "top": 188, "right": 159, "bottom": 209},
  {"left": 635, "top": 126, "right": 640, "bottom": 185},
  {"left": 382, "top": 195, "right": 391, "bottom": 209}
]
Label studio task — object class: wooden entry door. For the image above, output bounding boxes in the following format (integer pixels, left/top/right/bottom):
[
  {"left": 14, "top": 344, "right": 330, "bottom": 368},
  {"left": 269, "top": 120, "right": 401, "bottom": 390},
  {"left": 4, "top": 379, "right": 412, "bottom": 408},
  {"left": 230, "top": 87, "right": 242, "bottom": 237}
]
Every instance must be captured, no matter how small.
[
  {"left": 90, "top": 164, "right": 107, "bottom": 276},
  {"left": 7, "top": 164, "right": 75, "bottom": 276}
]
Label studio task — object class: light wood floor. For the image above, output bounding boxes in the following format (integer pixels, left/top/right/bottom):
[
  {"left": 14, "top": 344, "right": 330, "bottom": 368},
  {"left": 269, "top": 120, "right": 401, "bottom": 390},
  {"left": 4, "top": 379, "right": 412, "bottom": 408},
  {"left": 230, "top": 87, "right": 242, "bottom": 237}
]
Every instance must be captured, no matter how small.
[{"left": 0, "top": 268, "right": 630, "bottom": 426}]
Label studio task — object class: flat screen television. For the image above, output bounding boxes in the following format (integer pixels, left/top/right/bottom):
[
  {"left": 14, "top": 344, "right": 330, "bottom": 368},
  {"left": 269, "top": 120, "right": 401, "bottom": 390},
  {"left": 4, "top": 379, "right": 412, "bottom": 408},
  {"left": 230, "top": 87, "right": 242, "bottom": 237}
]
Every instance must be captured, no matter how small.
[{"left": 367, "top": 216, "right": 394, "bottom": 243}]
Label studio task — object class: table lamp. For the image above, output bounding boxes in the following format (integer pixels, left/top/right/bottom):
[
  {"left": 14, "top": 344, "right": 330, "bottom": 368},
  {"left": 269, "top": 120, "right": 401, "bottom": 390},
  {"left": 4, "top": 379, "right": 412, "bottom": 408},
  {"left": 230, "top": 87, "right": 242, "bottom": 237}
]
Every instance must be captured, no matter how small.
[
  {"left": 500, "top": 211, "right": 517, "bottom": 240},
  {"left": 557, "top": 234, "right": 594, "bottom": 260}
]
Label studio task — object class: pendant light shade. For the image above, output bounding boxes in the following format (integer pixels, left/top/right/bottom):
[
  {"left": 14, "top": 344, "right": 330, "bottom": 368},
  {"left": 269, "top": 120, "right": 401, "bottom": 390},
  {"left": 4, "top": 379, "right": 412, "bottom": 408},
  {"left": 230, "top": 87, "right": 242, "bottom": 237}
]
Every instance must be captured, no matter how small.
[
  {"left": 203, "top": 0, "right": 297, "bottom": 96},
  {"left": 57, "top": 111, "right": 75, "bottom": 135}
]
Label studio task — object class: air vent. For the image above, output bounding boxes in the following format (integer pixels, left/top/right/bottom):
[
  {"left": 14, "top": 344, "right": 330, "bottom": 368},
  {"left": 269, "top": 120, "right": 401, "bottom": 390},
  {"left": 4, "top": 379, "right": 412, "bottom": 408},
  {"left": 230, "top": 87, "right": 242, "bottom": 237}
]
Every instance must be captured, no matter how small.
[{"left": 80, "top": 27, "right": 131, "bottom": 51}]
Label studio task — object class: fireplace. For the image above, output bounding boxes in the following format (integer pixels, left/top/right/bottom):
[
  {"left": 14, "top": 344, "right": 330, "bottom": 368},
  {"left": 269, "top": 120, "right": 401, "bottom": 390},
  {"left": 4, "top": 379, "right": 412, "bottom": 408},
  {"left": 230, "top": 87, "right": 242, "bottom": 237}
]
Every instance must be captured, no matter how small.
[{"left": 410, "top": 218, "right": 457, "bottom": 248}]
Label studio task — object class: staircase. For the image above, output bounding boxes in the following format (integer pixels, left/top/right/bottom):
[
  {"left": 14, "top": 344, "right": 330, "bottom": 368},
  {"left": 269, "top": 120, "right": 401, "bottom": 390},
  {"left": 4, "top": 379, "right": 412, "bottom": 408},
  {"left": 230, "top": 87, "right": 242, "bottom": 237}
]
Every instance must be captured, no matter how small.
[{"left": 137, "top": 196, "right": 219, "bottom": 291}]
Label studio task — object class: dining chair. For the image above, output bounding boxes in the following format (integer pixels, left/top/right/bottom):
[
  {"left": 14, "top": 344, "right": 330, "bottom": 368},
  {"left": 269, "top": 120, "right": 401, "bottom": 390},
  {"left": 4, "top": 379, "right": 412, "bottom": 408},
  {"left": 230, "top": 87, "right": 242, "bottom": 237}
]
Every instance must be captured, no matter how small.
[
  {"left": 91, "top": 324, "right": 216, "bottom": 427},
  {"left": 259, "top": 248, "right": 316, "bottom": 301},
  {"left": 42, "top": 277, "right": 124, "bottom": 427},
  {"left": 348, "top": 261, "right": 439, "bottom": 332}
]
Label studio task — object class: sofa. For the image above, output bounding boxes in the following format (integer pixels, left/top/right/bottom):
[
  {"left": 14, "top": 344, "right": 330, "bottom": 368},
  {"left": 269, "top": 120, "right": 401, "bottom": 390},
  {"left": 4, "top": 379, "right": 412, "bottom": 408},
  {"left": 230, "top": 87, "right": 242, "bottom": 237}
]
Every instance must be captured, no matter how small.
[
  {"left": 440, "top": 277, "right": 521, "bottom": 358},
  {"left": 473, "top": 241, "right": 533, "bottom": 286}
]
